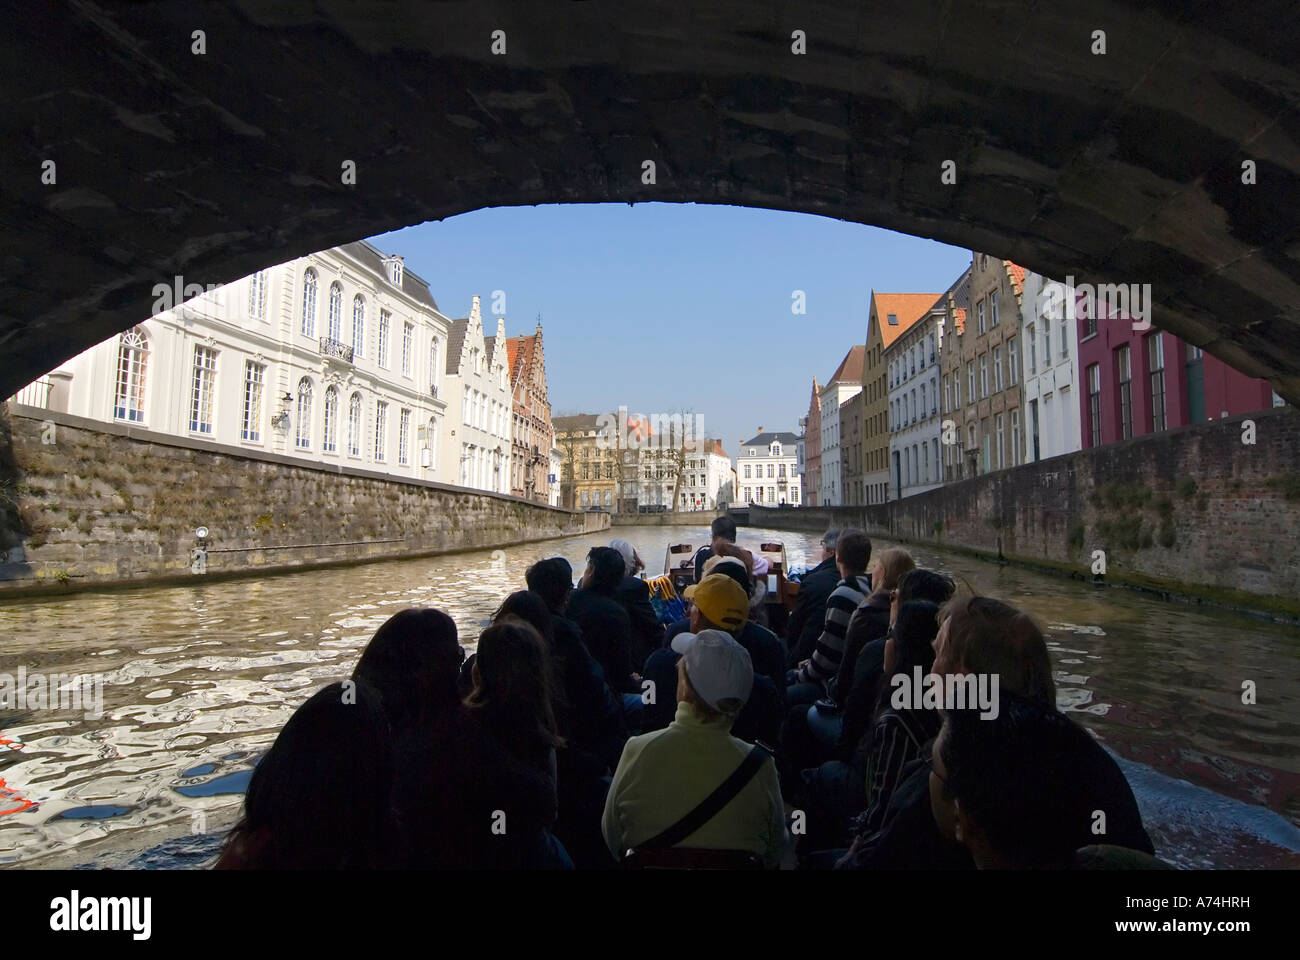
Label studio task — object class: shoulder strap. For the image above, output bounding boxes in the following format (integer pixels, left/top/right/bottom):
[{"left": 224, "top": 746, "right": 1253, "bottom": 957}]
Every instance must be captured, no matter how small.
[{"left": 639, "top": 744, "right": 770, "bottom": 851}]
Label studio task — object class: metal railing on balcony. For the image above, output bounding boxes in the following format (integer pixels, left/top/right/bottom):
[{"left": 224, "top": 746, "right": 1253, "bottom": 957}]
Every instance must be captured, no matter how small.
[
  {"left": 429, "top": 383, "right": 439, "bottom": 399},
  {"left": 319, "top": 337, "right": 354, "bottom": 363}
]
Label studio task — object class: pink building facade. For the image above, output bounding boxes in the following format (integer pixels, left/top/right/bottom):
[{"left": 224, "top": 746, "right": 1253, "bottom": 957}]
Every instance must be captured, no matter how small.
[{"left": 1077, "top": 298, "right": 1276, "bottom": 448}]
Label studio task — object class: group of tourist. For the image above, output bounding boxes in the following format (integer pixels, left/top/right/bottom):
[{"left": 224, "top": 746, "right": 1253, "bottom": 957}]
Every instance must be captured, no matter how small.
[{"left": 215, "top": 518, "right": 1163, "bottom": 870}]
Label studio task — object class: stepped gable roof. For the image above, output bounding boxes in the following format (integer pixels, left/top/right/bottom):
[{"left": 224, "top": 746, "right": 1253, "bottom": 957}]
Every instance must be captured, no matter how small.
[
  {"left": 827, "top": 345, "right": 866, "bottom": 384},
  {"left": 445, "top": 317, "right": 468, "bottom": 374},
  {"left": 341, "top": 241, "right": 439, "bottom": 312},
  {"left": 742, "top": 431, "right": 800, "bottom": 446},
  {"left": 507, "top": 331, "right": 541, "bottom": 387},
  {"left": 872, "top": 293, "right": 943, "bottom": 348},
  {"left": 944, "top": 269, "right": 972, "bottom": 333},
  {"left": 1005, "top": 261, "right": 1027, "bottom": 298}
]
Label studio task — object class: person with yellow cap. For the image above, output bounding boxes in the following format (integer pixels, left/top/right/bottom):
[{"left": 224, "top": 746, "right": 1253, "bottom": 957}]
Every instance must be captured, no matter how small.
[{"left": 637, "top": 573, "right": 784, "bottom": 746}]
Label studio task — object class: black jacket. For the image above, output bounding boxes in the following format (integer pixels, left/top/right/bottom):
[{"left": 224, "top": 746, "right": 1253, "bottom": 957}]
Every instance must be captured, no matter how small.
[
  {"left": 550, "top": 613, "right": 627, "bottom": 773},
  {"left": 617, "top": 575, "right": 664, "bottom": 669},
  {"left": 566, "top": 588, "right": 637, "bottom": 694},
  {"left": 785, "top": 556, "right": 841, "bottom": 668},
  {"left": 640, "top": 645, "right": 782, "bottom": 747},
  {"left": 643, "top": 618, "right": 785, "bottom": 746},
  {"left": 837, "top": 593, "right": 892, "bottom": 753},
  {"left": 393, "top": 705, "right": 557, "bottom": 869}
]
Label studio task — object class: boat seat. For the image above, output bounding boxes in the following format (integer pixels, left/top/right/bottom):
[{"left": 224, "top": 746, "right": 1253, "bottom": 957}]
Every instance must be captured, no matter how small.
[{"left": 621, "top": 847, "right": 764, "bottom": 870}]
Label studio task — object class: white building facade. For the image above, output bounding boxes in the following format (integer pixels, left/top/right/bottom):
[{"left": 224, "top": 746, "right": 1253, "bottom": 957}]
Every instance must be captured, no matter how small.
[
  {"left": 738, "top": 431, "right": 800, "bottom": 506},
  {"left": 25, "top": 242, "right": 465, "bottom": 485},
  {"left": 886, "top": 298, "right": 945, "bottom": 498},
  {"left": 679, "top": 440, "right": 734, "bottom": 511},
  {"left": 1020, "top": 271, "right": 1082, "bottom": 462},
  {"left": 442, "top": 296, "right": 514, "bottom": 494},
  {"left": 818, "top": 381, "right": 860, "bottom": 506},
  {"left": 549, "top": 447, "right": 563, "bottom": 506}
]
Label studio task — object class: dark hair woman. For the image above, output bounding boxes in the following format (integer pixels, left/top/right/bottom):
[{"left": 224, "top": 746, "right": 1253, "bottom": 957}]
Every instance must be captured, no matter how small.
[
  {"left": 215, "top": 680, "right": 394, "bottom": 869},
  {"left": 465, "top": 618, "right": 572, "bottom": 869},
  {"left": 353, "top": 607, "right": 462, "bottom": 734}
]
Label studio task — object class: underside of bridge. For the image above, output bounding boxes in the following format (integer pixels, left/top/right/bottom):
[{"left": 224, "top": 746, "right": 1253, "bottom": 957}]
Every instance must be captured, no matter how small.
[{"left": 3, "top": 1, "right": 1299, "bottom": 400}]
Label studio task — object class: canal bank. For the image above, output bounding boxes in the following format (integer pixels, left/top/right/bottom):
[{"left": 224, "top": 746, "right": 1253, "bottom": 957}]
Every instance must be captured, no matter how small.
[
  {"left": 0, "top": 405, "right": 607, "bottom": 598},
  {"left": 753, "top": 406, "right": 1300, "bottom": 623}
]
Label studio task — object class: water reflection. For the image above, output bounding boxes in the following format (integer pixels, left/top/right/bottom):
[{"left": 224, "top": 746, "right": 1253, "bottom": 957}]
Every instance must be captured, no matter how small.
[{"left": 0, "top": 523, "right": 1296, "bottom": 868}]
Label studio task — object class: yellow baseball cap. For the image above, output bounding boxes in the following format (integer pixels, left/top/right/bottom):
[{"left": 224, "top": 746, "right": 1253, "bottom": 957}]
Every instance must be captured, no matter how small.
[{"left": 684, "top": 573, "right": 748, "bottom": 631}]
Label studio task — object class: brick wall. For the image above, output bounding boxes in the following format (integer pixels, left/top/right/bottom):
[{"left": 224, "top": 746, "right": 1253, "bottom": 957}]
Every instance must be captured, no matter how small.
[
  {"left": 0, "top": 405, "right": 607, "bottom": 593},
  {"left": 753, "top": 406, "right": 1300, "bottom": 615}
]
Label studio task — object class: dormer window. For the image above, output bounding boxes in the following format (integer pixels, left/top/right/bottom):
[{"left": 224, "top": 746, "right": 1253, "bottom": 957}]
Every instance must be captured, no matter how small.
[
  {"left": 383, "top": 255, "right": 404, "bottom": 286},
  {"left": 887, "top": 313, "right": 898, "bottom": 325}
]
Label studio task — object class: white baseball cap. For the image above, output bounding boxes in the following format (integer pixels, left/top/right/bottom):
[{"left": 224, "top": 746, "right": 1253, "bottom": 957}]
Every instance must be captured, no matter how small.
[{"left": 671, "top": 629, "right": 754, "bottom": 712}]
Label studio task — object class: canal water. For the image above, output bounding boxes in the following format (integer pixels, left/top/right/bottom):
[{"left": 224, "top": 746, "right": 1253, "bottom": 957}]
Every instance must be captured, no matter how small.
[{"left": 0, "top": 524, "right": 1297, "bottom": 869}]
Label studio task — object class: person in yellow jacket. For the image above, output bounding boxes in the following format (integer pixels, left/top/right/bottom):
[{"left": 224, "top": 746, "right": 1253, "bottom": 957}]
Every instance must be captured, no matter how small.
[{"left": 601, "top": 629, "right": 791, "bottom": 868}]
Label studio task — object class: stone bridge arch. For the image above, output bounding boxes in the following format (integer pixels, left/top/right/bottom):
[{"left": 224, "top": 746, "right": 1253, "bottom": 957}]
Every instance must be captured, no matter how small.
[{"left": 3, "top": 0, "right": 1298, "bottom": 399}]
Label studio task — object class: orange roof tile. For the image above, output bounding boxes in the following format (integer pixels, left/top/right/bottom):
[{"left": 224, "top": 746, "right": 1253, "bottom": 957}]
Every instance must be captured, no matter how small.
[
  {"left": 872, "top": 293, "right": 943, "bottom": 348},
  {"left": 1005, "top": 262, "right": 1026, "bottom": 297},
  {"left": 505, "top": 332, "right": 542, "bottom": 386},
  {"left": 827, "top": 345, "right": 866, "bottom": 383}
]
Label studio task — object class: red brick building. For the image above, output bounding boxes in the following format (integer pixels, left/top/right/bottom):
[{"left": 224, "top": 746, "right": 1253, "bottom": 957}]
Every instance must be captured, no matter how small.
[
  {"left": 802, "top": 377, "right": 822, "bottom": 506},
  {"left": 506, "top": 323, "right": 553, "bottom": 501}
]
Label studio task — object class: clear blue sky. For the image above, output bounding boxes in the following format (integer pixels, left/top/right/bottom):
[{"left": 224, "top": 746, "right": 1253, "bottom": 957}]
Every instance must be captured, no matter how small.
[{"left": 372, "top": 203, "right": 971, "bottom": 458}]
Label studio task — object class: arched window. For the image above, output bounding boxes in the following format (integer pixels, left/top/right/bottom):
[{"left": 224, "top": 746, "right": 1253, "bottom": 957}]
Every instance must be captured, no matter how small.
[
  {"left": 323, "top": 386, "right": 338, "bottom": 453},
  {"left": 301, "top": 268, "right": 318, "bottom": 337},
  {"left": 248, "top": 270, "right": 267, "bottom": 320},
  {"left": 352, "top": 295, "right": 366, "bottom": 357},
  {"left": 113, "top": 327, "right": 149, "bottom": 422},
  {"left": 923, "top": 442, "right": 929, "bottom": 483},
  {"left": 328, "top": 282, "right": 343, "bottom": 341},
  {"left": 348, "top": 393, "right": 362, "bottom": 456},
  {"left": 920, "top": 383, "right": 927, "bottom": 418},
  {"left": 295, "top": 378, "right": 313, "bottom": 449}
]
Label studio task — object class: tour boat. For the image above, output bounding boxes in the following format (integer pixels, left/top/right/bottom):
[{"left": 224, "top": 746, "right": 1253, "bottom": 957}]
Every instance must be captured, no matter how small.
[{"left": 657, "top": 540, "right": 796, "bottom": 632}]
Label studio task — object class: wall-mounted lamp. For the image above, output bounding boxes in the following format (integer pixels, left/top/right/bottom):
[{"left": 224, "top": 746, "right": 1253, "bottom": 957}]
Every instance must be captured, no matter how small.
[{"left": 271, "top": 392, "right": 293, "bottom": 429}]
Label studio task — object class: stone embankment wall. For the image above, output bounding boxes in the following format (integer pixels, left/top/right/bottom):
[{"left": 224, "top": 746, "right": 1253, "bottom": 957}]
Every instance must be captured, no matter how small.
[
  {"left": 753, "top": 407, "right": 1300, "bottom": 618},
  {"left": 0, "top": 406, "right": 607, "bottom": 595}
]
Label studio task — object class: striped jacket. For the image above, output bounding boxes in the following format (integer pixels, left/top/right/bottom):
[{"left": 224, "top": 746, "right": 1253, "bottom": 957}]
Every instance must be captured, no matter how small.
[{"left": 796, "top": 574, "right": 872, "bottom": 691}]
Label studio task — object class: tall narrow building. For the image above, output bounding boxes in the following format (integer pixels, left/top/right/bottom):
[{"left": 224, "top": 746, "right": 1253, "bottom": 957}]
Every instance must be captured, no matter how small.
[
  {"left": 938, "top": 254, "right": 1024, "bottom": 480},
  {"left": 802, "top": 378, "right": 822, "bottom": 506},
  {"left": 442, "top": 296, "right": 515, "bottom": 494},
  {"left": 506, "top": 322, "right": 553, "bottom": 502},
  {"left": 817, "top": 347, "right": 864, "bottom": 506},
  {"left": 863, "top": 292, "right": 941, "bottom": 503}
]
